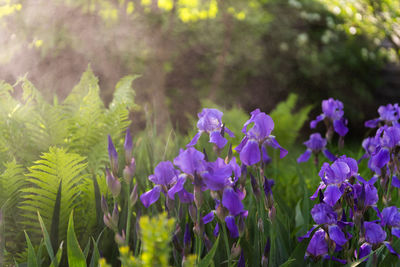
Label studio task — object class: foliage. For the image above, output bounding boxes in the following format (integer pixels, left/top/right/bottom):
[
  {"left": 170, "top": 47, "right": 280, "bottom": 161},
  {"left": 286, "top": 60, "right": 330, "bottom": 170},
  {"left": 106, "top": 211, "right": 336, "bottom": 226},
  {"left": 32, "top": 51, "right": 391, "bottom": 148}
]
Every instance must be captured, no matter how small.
[{"left": 0, "top": 67, "right": 137, "bottom": 264}]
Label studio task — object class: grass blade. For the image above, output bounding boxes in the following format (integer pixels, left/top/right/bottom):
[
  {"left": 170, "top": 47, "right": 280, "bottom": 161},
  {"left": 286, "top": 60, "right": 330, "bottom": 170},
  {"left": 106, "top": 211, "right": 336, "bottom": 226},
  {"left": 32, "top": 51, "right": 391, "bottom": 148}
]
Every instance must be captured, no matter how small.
[{"left": 67, "top": 211, "right": 87, "bottom": 267}]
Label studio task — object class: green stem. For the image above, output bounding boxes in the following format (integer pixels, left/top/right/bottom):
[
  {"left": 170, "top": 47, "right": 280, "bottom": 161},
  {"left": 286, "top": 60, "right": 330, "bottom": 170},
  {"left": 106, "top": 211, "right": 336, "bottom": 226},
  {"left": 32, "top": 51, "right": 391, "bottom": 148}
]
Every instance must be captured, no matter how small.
[
  {"left": 222, "top": 224, "right": 231, "bottom": 267},
  {"left": 126, "top": 185, "right": 132, "bottom": 245}
]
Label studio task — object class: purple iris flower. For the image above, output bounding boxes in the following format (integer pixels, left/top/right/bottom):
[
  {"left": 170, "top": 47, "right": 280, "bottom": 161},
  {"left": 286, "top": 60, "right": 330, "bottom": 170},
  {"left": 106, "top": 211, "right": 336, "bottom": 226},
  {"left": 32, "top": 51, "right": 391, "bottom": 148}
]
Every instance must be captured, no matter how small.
[
  {"left": 365, "top": 103, "right": 399, "bottom": 128},
  {"left": 310, "top": 203, "right": 349, "bottom": 247},
  {"left": 364, "top": 221, "right": 387, "bottom": 245},
  {"left": 187, "top": 108, "right": 234, "bottom": 149},
  {"left": 173, "top": 147, "right": 207, "bottom": 177},
  {"left": 202, "top": 157, "right": 240, "bottom": 191},
  {"left": 235, "top": 109, "right": 287, "bottom": 166},
  {"left": 297, "top": 133, "right": 336, "bottom": 163},
  {"left": 140, "top": 161, "right": 193, "bottom": 208},
  {"left": 310, "top": 98, "right": 348, "bottom": 137},
  {"left": 311, "top": 156, "right": 358, "bottom": 207},
  {"left": 380, "top": 206, "right": 400, "bottom": 238},
  {"left": 306, "top": 229, "right": 328, "bottom": 258},
  {"left": 368, "top": 125, "right": 400, "bottom": 173}
]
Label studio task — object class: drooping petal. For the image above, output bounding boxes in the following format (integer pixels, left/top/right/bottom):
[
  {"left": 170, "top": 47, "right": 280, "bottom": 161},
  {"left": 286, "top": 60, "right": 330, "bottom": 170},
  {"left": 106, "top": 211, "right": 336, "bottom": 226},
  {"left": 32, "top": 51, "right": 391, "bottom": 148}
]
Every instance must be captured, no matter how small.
[
  {"left": 364, "top": 221, "right": 386, "bottom": 245},
  {"left": 365, "top": 118, "right": 380, "bottom": 128},
  {"left": 358, "top": 243, "right": 371, "bottom": 260},
  {"left": 239, "top": 139, "right": 260, "bottom": 166},
  {"left": 392, "top": 175, "right": 400, "bottom": 188},
  {"left": 238, "top": 250, "right": 245, "bottom": 267},
  {"left": 311, "top": 203, "right": 337, "bottom": 225},
  {"left": 167, "top": 176, "right": 186, "bottom": 200},
  {"left": 222, "top": 187, "right": 244, "bottom": 216},
  {"left": 297, "top": 149, "right": 311, "bottom": 163},
  {"left": 333, "top": 119, "right": 348, "bottom": 136},
  {"left": 261, "top": 145, "right": 272, "bottom": 164},
  {"left": 178, "top": 188, "right": 194, "bottom": 203},
  {"left": 322, "top": 149, "right": 337, "bottom": 162},
  {"left": 264, "top": 137, "right": 288, "bottom": 158},
  {"left": 381, "top": 206, "right": 400, "bottom": 227},
  {"left": 203, "top": 165, "right": 232, "bottom": 191},
  {"left": 213, "top": 223, "right": 220, "bottom": 237},
  {"left": 297, "top": 226, "right": 317, "bottom": 242},
  {"left": 306, "top": 229, "right": 328, "bottom": 257},
  {"left": 140, "top": 186, "right": 161, "bottom": 208},
  {"left": 202, "top": 211, "right": 215, "bottom": 225},
  {"left": 371, "top": 147, "right": 390, "bottom": 170},
  {"left": 225, "top": 216, "right": 239, "bottom": 238},
  {"left": 323, "top": 185, "right": 342, "bottom": 207},
  {"left": 384, "top": 242, "right": 400, "bottom": 259},
  {"left": 310, "top": 183, "right": 326, "bottom": 200},
  {"left": 187, "top": 132, "right": 202, "bottom": 147},
  {"left": 210, "top": 131, "right": 228, "bottom": 149},
  {"left": 235, "top": 137, "right": 248, "bottom": 153},
  {"left": 392, "top": 228, "right": 400, "bottom": 238},
  {"left": 328, "top": 225, "right": 347, "bottom": 246},
  {"left": 310, "top": 114, "right": 325, "bottom": 129},
  {"left": 225, "top": 127, "right": 235, "bottom": 138}
]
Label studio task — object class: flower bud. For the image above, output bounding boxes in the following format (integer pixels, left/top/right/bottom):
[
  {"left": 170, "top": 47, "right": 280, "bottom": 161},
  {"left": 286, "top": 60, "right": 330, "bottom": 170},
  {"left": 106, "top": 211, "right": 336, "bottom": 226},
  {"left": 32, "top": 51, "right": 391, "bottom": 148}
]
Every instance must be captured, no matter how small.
[
  {"left": 268, "top": 205, "right": 276, "bottom": 221},
  {"left": 106, "top": 168, "right": 121, "bottom": 197},
  {"left": 108, "top": 135, "right": 118, "bottom": 176},
  {"left": 188, "top": 204, "right": 197, "bottom": 223},
  {"left": 258, "top": 218, "right": 264, "bottom": 233},
  {"left": 103, "top": 213, "right": 113, "bottom": 229},
  {"left": 123, "top": 165, "right": 133, "bottom": 185},
  {"left": 101, "top": 195, "right": 108, "bottom": 214},
  {"left": 231, "top": 243, "right": 241, "bottom": 258},
  {"left": 111, "top": 203, "right": 119, "bottom": 226},
  {"left": 238, "top": 215, "right": 246, "bottom": 237},
  {"left": 183, "top": 224, "right": 192, "bottom": 255},
  {"left": 115, "top": 230, "right": 126, "bottom": 245},
  {"left": 129, "top": 184, "right": 138, "bottom": 207},
  {"left": 250, "top": 173, "right": 260, "bottom": 199}
]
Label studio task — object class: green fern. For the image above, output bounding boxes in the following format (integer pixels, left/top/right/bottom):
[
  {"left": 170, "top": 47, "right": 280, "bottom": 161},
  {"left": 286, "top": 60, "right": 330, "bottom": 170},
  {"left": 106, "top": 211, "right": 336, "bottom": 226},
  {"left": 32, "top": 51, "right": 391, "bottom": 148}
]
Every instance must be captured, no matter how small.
[{"left": 20, "top": 147, "right": 89, "bottom": 246}]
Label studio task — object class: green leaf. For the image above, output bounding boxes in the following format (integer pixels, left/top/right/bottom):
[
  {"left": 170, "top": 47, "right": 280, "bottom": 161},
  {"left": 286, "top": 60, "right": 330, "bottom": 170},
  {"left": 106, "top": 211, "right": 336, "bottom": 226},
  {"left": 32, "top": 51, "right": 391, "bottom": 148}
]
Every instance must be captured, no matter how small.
[
  {"left": 24, "top": 231, "right": 39, "bottom": 267},
  {"left": 50, "top": 180, "right": 62, "bottom": 253},
  {"left": 67, "top": 211, "right": 87, "bottom": 267},
  {"left": 198, "top": 236, "right": 220, "bottom": 267},
  {"left": 38, "top": 211, "right": 55, "bottom": 263},
  {"left": 50, "top": 242, "right": 63, "bottom": 267},
  {"left": 83, "top": 238, "right": 91, "bottom": 259},
  {"left": 89, "top": 237, "right": 100, "bottom": 267}
]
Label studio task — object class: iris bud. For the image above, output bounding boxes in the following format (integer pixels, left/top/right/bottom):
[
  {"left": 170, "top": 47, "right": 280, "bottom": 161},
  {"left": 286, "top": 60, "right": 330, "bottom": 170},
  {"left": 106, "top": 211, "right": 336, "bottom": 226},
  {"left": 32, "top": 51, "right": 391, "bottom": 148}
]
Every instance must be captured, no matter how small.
[{"left": 129, "top": 184, "right": 138, "bottom": 207}]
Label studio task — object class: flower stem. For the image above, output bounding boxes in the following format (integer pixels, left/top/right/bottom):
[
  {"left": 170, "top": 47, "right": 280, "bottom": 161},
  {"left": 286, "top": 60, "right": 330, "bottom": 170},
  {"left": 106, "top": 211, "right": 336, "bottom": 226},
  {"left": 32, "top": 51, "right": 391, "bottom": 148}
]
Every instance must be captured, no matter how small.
[
  {"left": 126, "top": 184, "right": 132, "bottom": 245},
  {"left": 222, "top": 224, "right": 231, "bottom": 266}
]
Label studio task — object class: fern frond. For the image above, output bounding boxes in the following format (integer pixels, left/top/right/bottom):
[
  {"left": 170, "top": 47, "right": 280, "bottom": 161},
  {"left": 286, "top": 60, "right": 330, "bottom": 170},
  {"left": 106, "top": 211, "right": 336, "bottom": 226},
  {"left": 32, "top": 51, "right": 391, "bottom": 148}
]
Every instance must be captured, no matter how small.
[{"left": 20, "top": 147, "right": 89, "bottom": 246}]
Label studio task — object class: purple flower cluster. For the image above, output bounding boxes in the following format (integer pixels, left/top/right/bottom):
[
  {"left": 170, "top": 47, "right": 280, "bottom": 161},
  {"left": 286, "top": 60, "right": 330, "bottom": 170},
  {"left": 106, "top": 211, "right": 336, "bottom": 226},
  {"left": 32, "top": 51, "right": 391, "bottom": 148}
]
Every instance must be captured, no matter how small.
[
  {"left": 310, "top": 98, "right": 348, "bottom": 139},
  {"left": 300, "top": 101, "right": 400, "bottom": 264},
  {"left": 136, "top": 107, "right": 286, "bottom": 264}
]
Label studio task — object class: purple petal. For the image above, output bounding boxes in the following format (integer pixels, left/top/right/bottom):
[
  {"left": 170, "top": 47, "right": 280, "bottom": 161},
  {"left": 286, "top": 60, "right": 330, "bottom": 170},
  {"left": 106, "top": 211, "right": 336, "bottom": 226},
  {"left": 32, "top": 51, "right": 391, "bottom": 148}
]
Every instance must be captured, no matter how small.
[
  {"left": 371, "top": 147, "right": 390, "bottom": 170},
  {"left": 225, "top": 127, "right": 235, "bottom": 138},
  {"left": 310, "top": 114, "right": 325, "bottom": 129},
  {"left": 222, "top": 187, "right": 244, "bottom": 216},
  {"left": 328, "top": 225, "right": 347, "bottom": 246},
  {"left": 187, "top": 132, "right": 202, "bottom": 147},
  {"left": 149, "top": 161, "right": 177, "bottom": 186},
  {"left": 364, "top": 221, "right": 386, "bottom": 245},
  {"left": 392, "top": 228, "right": 400, "bottom": 238},
  {"left": 202, "top": 165, "right": 232, "bottom": 191},
  {"left": 235, "top": 137, "right": 248, "bottom": 153},
  {"left": 392, "top": 175, "right": 400, "bottom": 188},
  {"left": 365, "top": 118, "right": 380, "bottom": 128},
  {"left": 311, "top": 203, "right": 337, "bottom": 225},
  {"left": 225, "top": 216, "right": 239, "bottom": 238},
  {"left": 197, "top": 108, "right": 223, "bottom": 132},
  {"left": 323, "top": 185, "right": 342, "bottom": 207},
  {"left": 306, "top": 229, "right": 328, "bottom": 257},
  {"left": 323, "top": 255, "right": 347, "bottom": 264},
  {"left": 333, "top": 119, "right": 348, "bottom": 136},
  {"left": 381, "top": 206, "right": 400, "bottom": 227},
  {"left": 238, "top": 250, "right": 245, "bottom": 267},
  {"left": 173, "top": 147, "right": 206, "bottom": 175},
  {"left": 167, "top": 176, "right": 186, "bottom": 200},
  {"left": 358, "top": 243, "right": 371, "bottom": 260},
  {"left": 203, "top": 211, "right": 215, "bottom": 225},
  {"left": 364, "top": 184, "right": 378, "bottom": 207},
  {"left": 239, "top": 139, "right": 260, "bottom": 166},
  {"left": 322, "top": 149, "right": 337, "bottom": 162},
  {"left": 384, "top": 242, "right": 400, "bottom": 258},
  {"left": 210, "top": 131, "right": 227, "bottom": 149},
  {"left": 140, "top": 186, "right": 161, "bottom": 208},
  {"left": 297, "top": 149, "right": 311, "bottom": 163},
  {"left": 177, "top": 188, "right": 194, "bottom": 203},
  {"left": 310, "top": 183, "right": 326, "bottom": 200},
  {"left": 213, "top": 223, "right": 220, "bottom": 237},
  {"left": 298, "top": 226, "right": 316, "bottom": 242}
]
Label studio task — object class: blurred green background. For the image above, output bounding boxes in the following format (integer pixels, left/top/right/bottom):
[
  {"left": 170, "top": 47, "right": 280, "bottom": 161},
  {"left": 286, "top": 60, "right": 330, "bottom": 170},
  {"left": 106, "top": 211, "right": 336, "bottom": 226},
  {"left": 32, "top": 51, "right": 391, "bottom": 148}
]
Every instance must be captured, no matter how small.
[{"left": 0, "top": 0, "right": 399, "bottom": 139}]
